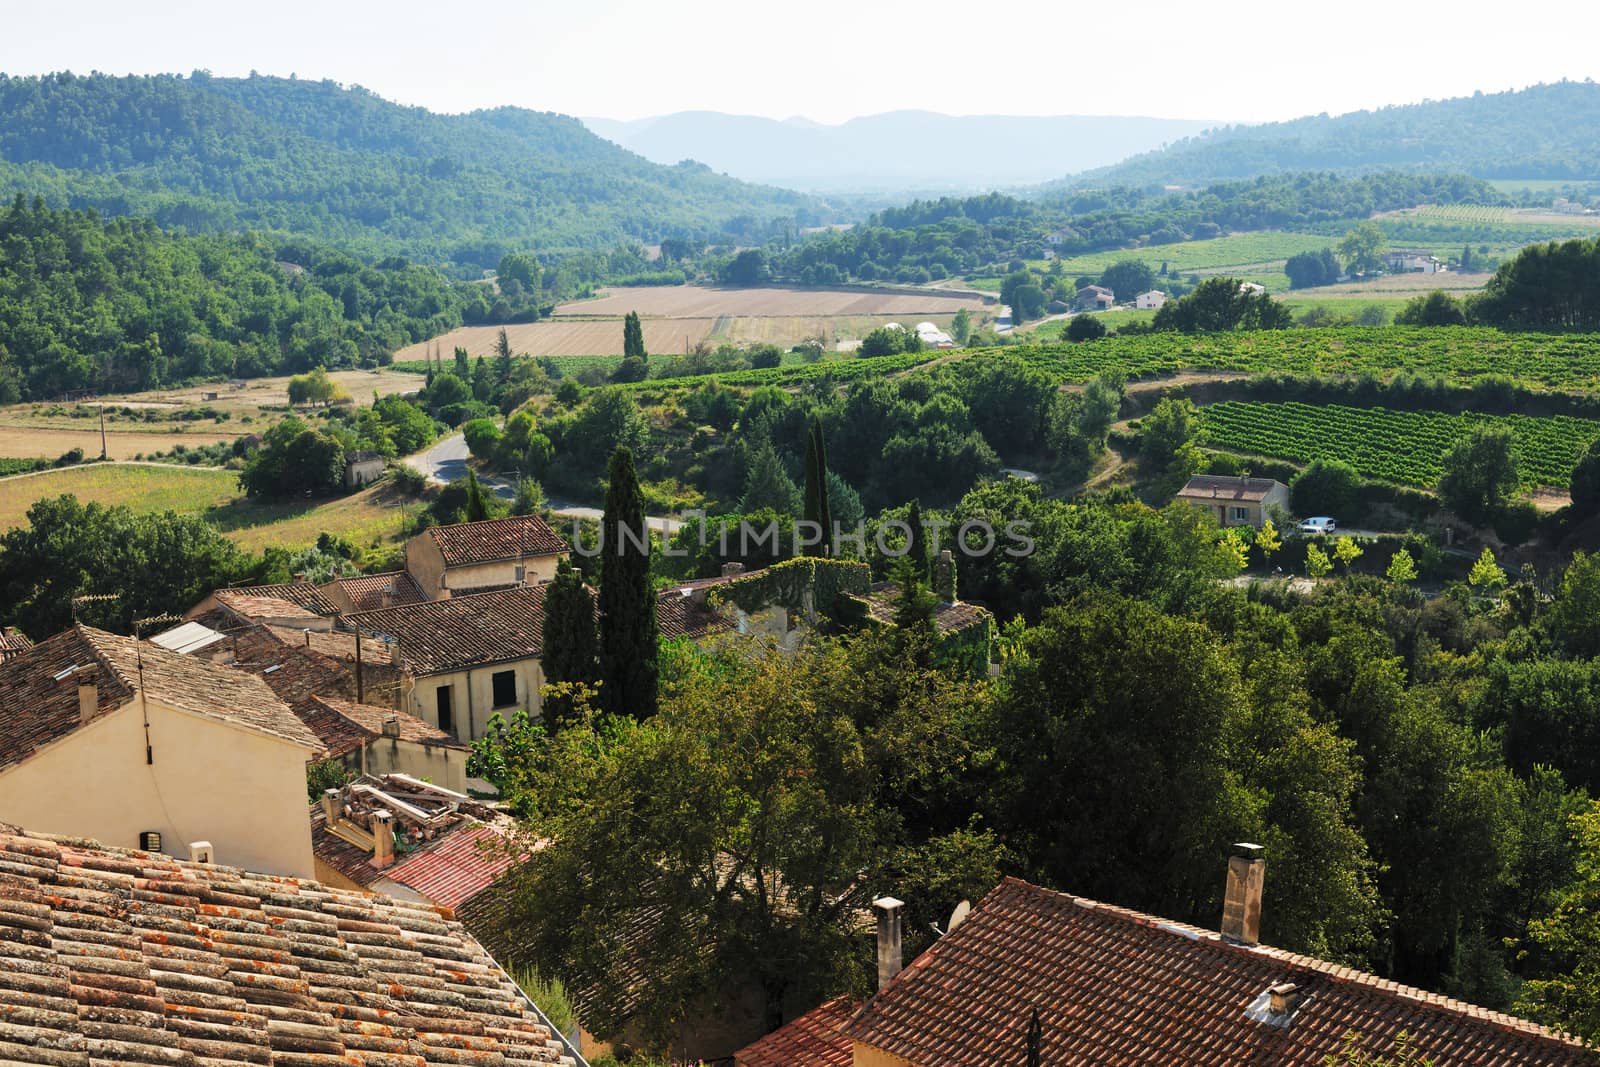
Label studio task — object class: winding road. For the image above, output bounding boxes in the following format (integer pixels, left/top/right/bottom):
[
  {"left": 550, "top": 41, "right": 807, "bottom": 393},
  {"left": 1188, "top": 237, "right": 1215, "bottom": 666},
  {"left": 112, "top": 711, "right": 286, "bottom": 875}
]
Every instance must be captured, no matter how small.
[{"left": 404, "top": 433, "right": 683, "bottom": 535}]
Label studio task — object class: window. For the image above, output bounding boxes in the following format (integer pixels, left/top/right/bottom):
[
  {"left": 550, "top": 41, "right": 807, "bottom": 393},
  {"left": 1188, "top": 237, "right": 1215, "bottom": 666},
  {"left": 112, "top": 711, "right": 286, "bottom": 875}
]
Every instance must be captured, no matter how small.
[
  {"left": 492, "top": 670, "right": 517, "bottom": 708},
  {"left": 436, "top": 685, "right": 454, "bottom": 735},
  {"left": 514, "top": 564, "right": 526, "bottom": 582},
  {"left": 1231, "top": 507, "right": 1250, "bottom": 522}
]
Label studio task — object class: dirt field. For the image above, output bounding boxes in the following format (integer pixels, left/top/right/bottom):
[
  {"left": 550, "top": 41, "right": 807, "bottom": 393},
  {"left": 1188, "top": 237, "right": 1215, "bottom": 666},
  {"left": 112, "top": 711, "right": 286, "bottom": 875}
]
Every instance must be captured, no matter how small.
[
  {"left": 553, "top": 284, "right": 989, "bottom": 318},
  {"left": 119, "top": 367, "right": 423, "bottom": 407},
  {"left": 394, "top": 318, "right": 720, "bottom": 360},
  {"left": 1294, "top": 271, "right": 1495, "bottom": 298},
  {"left": 0, "top": 426, "right": 243, "bottom": 461}
]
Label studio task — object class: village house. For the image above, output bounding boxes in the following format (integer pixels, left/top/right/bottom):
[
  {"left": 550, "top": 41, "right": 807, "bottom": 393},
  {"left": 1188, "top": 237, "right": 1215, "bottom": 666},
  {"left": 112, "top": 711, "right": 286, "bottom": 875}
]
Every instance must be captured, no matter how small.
[
  {"left": 1239, "top": 280, "right": 1269, "bottom": 295},
  {"left": 297, "top": 697, "right": 470, "bottom": 790},
  {"left": 744, "top": 846, "right": 1590, "bottom": 1066},
  {"left": 0, "top": 823, "right": 580, "bottom": 1066},
  {"left": 1135, "top": 289, "right": 1167, "bottom": 310},
  {"left": 318, "top": 568, "right": 428, "bottom": 613},
  {"left": 184, "top": 579, "right": 340, "bottom": 631},
  {"left": 405, "top": 513, "right": 569, "bottom": 600},
  {"left": 0, "top": 625, "right": 323, "bottom": 877},
  {"left": 344, "top": 448, "right": 386, "bottom": 488},
  {"left": 1175, "top": 474, "right": 1289, "bottom": 529},
  {"left": 1387, "top": 248, "right": 1444, "bottom": 274},
  {"left": 1073, "top": 284, "right": 1115, "bottom": 310}
]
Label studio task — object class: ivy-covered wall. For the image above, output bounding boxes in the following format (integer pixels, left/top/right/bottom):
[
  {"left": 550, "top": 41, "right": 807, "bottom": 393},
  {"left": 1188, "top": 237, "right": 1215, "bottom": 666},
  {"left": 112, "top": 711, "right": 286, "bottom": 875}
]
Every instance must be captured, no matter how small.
[{"left": 709, "top": 557, "right": 872, "bottom": 619}]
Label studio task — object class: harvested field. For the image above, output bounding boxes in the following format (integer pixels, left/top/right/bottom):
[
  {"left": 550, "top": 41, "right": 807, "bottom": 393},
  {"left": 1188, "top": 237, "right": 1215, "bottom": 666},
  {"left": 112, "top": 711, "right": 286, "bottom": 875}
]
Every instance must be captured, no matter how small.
[
  {"left": 1292, "top": 271, "right": 1494, "bottom": 298},
  {"left": 394, "top": 318, "right": 719, "bottom": 360},
  {"left": 0, "top": 425, "right": 243, "bottom": 461},
  {"left": 552, "top": 284, "right": 988, "bottom": 318}
]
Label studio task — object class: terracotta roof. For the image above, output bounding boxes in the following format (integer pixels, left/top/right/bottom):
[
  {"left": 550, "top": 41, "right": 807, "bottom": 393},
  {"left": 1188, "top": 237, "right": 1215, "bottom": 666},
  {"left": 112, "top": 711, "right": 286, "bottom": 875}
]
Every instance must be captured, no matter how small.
[
  {"left": 327, "top": 569, "right": 427, "bottom": 611},
  {"left": 735, "top": 996, "right": 857, "bottom": 1067},
  {"left": 310, "top": 795, "right": 512, "bottom": 910},
  {"left": 656, "top": 592, "right": 733, "bottom": 640},
  {"left": 265, "top": 623, "right": 395, "bottom": 665},
  {"left": 349, "top": 584, "right": 549, "bottom": 675},
  {"left": 1176, "top": 474, "right": 1287, "bottom": 503},
  {"left": 855, "top": 584, "right": 993, "bottom": 635},
  {"left": 0, "top": 625, "right": 322, "bottom": 772},
  {"left": 841, "top": 877, "right": 1590, "bottom": 1067},
  {"left": 296, "top": 695, "right": 464, "bottom": 759},
  {"left": 428, "top": 515, "right": 568, "bottom": 566},
  {"left": 0, "top": 823, "right": 577, "bottom": 1067},
  {"left": 0, "top": 624, "right": 33, "bottom": 658},
  {"left": 210, "top": 625, "right": 363, "bottom": 705},
  {"left": 211, "top": 580, "right": 340, "bottom": 617}
]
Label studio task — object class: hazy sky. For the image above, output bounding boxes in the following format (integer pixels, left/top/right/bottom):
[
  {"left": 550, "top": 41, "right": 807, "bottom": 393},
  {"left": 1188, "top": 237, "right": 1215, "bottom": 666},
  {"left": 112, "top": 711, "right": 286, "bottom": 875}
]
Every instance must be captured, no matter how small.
[{"left": 3, "top": 0, "right": 1597, "bottom": 125}]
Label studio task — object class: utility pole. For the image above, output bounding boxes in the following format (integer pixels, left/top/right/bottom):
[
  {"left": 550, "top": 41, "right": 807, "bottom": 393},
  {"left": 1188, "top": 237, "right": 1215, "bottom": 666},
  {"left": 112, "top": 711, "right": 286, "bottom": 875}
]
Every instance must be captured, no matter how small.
[
  {"left": 98, "top": 404, "right": 108, "bottom": 461},
  {"left": 354, "top": 627, "right": 364, "bottom": 704}
]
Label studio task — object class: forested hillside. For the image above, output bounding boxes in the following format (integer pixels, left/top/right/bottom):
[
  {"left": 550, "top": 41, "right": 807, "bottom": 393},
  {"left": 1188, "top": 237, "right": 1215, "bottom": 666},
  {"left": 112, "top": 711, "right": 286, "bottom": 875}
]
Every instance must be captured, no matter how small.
[
  {"left": 1071, "top": 81, "right": 1600, "bottom": 187},
  {"left": 0, "top": 197, "right": 490, "bottom": 398},
  {"left": 0, "top": 72, "right": 824, "bottom": 273}
]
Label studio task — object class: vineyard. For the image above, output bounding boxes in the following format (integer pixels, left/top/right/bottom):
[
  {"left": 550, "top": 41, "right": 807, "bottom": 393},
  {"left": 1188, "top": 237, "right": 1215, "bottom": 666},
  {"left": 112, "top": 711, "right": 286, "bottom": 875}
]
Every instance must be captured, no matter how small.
[
  {"left": 1037, "top": 232, "right": 1335, "bottom": 277},
  {"left": 1196, "top": 401, "right": 1600, "bottom": 489}
]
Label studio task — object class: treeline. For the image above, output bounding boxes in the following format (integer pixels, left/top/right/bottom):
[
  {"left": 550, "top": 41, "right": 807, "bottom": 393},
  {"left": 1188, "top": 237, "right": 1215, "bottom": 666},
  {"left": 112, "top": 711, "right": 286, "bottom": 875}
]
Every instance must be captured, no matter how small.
[
  {"left": 0, "top": 198, "right": 554, "bottom": 398},
  {"left": 1395, "top": 237, "right": 1600, "bottom": 331}
]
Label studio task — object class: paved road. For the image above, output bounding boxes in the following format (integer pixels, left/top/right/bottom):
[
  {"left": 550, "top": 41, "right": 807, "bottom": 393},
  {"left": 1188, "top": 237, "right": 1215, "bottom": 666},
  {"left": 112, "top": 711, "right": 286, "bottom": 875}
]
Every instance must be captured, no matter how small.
[{"left": 404, "top": 434, "right": 683, "bottom": 534}]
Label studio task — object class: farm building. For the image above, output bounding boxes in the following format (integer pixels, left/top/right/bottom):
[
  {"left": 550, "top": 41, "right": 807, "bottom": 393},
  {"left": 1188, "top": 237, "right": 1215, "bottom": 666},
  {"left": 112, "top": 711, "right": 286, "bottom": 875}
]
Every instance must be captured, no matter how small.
[
  {"left": 1074, "top": 285, "right": 1115, "bottom": 310},
  {"left": 1175, "top": 474, "right": 1289, "bottom": 529},
  {"left": 1386, "top": 249, "right": 1444, "bottom": 273},
  {"left": 1135, "top": 289, "right": 1168, "bottom": 310},
  {"left": 915, "top": 321, "right": 955, "bottom": 348},
  {"left": 345, "top": 449, "right": 386, "bottom": 487},
  {"left": 1238, "top": 281, "right": 1269, "bottom": 295}
]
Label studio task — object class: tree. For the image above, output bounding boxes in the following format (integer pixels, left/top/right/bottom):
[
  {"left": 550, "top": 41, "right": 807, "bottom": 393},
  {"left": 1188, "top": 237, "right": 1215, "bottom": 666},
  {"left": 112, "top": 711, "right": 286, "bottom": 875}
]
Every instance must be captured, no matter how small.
[
  {"left": 1387, "top": 547, "right": 1418, "bottom": 584},
  {"left": 1473, "top": 237, "right": 1600, "bottom": 331},
  {"left": 1468, "top": 546, "right": 1505, "bottom": 594},
  {"left": 462, "top": 418, "right": 503, "bottom": 461},
  {"left": 497, "top": 251, "right": 541, "bottom": 296},
  {"left": 1395, "top": 291, "right": 1468, "bottom": 326},
  {"left": 1291, "top": 459, "right": 1361, "bottom": 518},
  {"left": 541, "top": 557, "right": 599, "bottom": 732},
  {"left": 905, "top": 499, "right": 931, "bottom": 582},
  {"left": 802, "top": 416, "right": 833, "bottom": 551},
  {"left": 1518, "top": 802, "right": 1600, "bottom": 1044},
  {"left": 1066, "top": 314, "right": 1107, "bottom": 341},
  {"left": 464, "top": 469, "right": 491, "bottom": 522},
  {"left": 494, "top": 328, "right": 514, "bottom": 380},
  {"left": 1220, "top": 528, "right": 1250, "bottom": 572},
  {"left": 740, "top": 442, "right": 800, "bottom": 516},
  {"left": 1152, "top": 277, "right": 1292, "bottom": 333},
  {"left": 1098, "top": 260, "right": 1156, "bottom": 303},
  {"left": 1305, "top": 542, "right": 1333, "bottom": 579},
  {"left": 1544, "top": 552, "right": 1600, "bottom": 659},
  {"left": 598, "top": 447, "right": 659, "bottom": 718},
  {"left": 511, "top": 475, "right": 544, "bottom": 516},
  {"left": 239, "top": 417, "right": 346, "bottom": 498},
  {"left": 623, "top": 311, "right": 646, "bottom": 359},
  {"left": 286, "top": 366, "right": 345, "bottom": 406},
  {"left": 951, "top": 308, "right": 972, "bottom": 345},
  {"left": 1333, "top": 535, "right": 1364, "bottom": 574},
  {"left": 1285, "top": 248, "right": 1341, "bottom": 289},
  {"left": 1001, "top": 271, "right": 1047, "bottom": 322},
  {"left": 858, "top": 326, "right": 907, "bottom": 358},
  {"left": 1256, "top": 518, "right": 1283, "bottom": 568},
  {"left": 1568, "top": 438, "right": 1600, "bottom": 518},
  {"left": 723, "top": 249, "right": 770, "bottom": 285},
  {"left": 1438, "top": 425, "right": 1518, "bottom": 527},
  {"left": 1339, "top": 221, "right": 1388, "bottom": 275}
]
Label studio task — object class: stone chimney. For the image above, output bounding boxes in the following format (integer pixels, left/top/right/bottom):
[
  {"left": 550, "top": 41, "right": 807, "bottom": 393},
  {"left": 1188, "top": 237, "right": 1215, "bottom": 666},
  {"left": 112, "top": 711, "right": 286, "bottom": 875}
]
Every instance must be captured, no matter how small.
[
  {"left": 1221, "top": 843, "right": 1265, "bottom": 946},
  {"left": 381, "top": 714, "right": 400, "bottom": 739},
  {"left": 371, "top": 809, "right": 396, "bottom": 869},
  {"left": 321, "top": 788, "right": 341, "bottom": 826},
  {"left": 720, "top": 561, "right": 746, "bottom": 579},
  {"left": 77, "top": 679, "right": 98, "bottom": 724},
  {"left": 933, "top": 549, "right": 956, "bottom": 603},
  {"left": 873, "top": 896, "right": 905, "bottom": 991},
  {"left": 1268, "top": 982, "right": 1302, "bottom": 1014}
]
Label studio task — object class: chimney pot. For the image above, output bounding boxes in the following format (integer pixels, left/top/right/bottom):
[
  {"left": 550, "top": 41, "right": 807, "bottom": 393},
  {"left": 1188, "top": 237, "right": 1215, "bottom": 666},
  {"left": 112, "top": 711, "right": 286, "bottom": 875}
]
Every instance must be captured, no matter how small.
[
  {"left": 720, "top": 562, "right": 746, "bottom": 579},
  {"left": 371, "top": 808, "right": 396, "bottom": 869},
  {"left": 1222, "top": 842, "right": 1265, "bottom": 946},
  {"left": 382, "top": 714, "right": 400, "bottom": 738},
  {"left": 1268, "top": 981, "right": 1301, "bottom": 1014},
  {"left": 873, "top": 895, "right": 905, "bottom": 991},
  {"left": 189, "top": 841, "right": 214, "bottom": 864},
  {"left": 321, "top": 788, "right": 341, "bottom": 826},
  {"left": 78, "top": 680, "right": 98, "bottom": 724}
]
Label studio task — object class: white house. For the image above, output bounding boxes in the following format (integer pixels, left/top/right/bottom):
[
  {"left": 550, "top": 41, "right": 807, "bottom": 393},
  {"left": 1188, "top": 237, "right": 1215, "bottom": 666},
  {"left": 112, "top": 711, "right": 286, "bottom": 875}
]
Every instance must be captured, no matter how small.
[
  {"left": 1135, "top": 290, "right": 1168, "bottom": 310},
  {"left": 1386, "top": 249, "right": 1443, "bottom": 274}
]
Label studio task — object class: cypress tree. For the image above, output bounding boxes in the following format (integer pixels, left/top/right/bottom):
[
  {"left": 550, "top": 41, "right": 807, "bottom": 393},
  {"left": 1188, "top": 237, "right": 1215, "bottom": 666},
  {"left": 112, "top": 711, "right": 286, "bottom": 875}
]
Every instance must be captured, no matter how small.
[
  {"left": 541, "top": 557, "right": 599, "bottom": 732},
  {"left": 905, "top": 498, "right": 930, "bottom": 581},
  {"left": 802, "top": 416, "right": 833, "bottom": 554},
  {"left": 623, "top": 311, "right": 646, "bottom": 358},
  {"left": 598, "top": 447, "right": 659, "bottom": 718}
]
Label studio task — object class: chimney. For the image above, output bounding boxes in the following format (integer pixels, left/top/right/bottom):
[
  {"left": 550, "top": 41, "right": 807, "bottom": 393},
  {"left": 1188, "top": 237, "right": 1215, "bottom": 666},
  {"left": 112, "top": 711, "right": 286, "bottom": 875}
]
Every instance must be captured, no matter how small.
[
  {"left": 933, "top": 549, "right": 956, "bottom": 603},
  {"left": 1268, "top": 982, "right": 1301, "bottom": 1014},
  {"left": 303, "top": 629, "right": 312, "bottom": 647},
  {"left": 371, "top": 809, "right": 395, "bottom": 869},
  {"left": 389, "top": 638, "right": 403, "bottom": 667},
  {"left": 1221, "top": 843, "right": 1265, "bottom": 946},
  {"left": 381, "top": 714, "right": 400, "bottom": 738},
  {"left": 189, "top": 841, "right": 214, "bottom": 864},
  {"left": 873, "top": 896, "right": 905, "bottom": 991},
  {"left": 720, "top": 562, "right": 746, "bottom": 579},
  {"left": 77, "top": 680, "right": 98, "bottom": 724},
  {"left": 321, "top": 787, "right": 342, "bottom": 826}
]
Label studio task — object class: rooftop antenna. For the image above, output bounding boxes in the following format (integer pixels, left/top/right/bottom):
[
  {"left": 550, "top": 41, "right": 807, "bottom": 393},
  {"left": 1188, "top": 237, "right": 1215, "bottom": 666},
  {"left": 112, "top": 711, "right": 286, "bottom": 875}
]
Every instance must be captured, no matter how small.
[
  {"left": 70, "top": 592, "right": 120, "bottom": 622},
  {"left": 132, "top": 614, "right": 181, "bottom": 766}
]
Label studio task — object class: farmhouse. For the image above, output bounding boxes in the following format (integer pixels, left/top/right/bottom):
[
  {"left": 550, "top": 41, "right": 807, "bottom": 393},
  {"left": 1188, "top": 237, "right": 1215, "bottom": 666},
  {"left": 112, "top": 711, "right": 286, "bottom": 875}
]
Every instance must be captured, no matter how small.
[
  {"left": 1074, "top": 284, "right": 1115, "bottom": 310},
  {"left": 344, "top": 448, "right": 386, "bottom": 487},
  {"left": 1238, "top": 280, "right": 1269, "bottom": 295},
  {"left": 1174, "top": 474, "right": 1289, "bottom": 529},
  {"left": 0, "top": 823, "right": 580, "bottom": 1067},
  {"left": 405, "top": 513, "right": 569, "bottom": 599},
  {"left": 1387, "top": 248, "right": 1444, "bottom": 273},
  {"left": 0, "top": 625, "right": 323, "bottom": 877},
  {"left": 1135, "top": 289, "right": 1168, "bottom": 309}
]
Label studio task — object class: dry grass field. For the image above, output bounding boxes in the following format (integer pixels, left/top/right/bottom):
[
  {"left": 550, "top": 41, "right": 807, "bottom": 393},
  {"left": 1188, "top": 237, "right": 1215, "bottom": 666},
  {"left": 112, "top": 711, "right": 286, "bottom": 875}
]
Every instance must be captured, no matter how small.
[
  {"left": 394, "top": 318, "right": 720, "bottom": 361},
  {"left": 552, "top": 284, "right": 988, "bottom": 319},
  {"left": 0, "top": 426, "right": 242, "bottom": 460},
  {"left": 1296, "top": 271, "right": 1495, "bottom": 299}
]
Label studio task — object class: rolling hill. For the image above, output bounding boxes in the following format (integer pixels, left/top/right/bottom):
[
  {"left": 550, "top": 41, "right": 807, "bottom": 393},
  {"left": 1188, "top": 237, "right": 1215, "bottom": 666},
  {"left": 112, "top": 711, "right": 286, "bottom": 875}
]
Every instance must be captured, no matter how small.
[
  {"left": 584, "top": 110, "right": 1219, "bottom": 193},
  {"left": 0, "top": 72, "right": 827, "bottom": 274},
  {"left": 1064, "top": 81, "right": 1600, "bottom": 189}
]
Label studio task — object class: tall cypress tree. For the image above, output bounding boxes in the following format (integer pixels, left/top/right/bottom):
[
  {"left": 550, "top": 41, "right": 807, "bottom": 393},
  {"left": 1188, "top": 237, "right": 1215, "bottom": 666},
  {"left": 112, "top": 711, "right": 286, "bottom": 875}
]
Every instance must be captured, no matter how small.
[
  {"left": 598, "top": 446, "right": 659, "bottom": 718},
  {"left": 465, "top": 470, "right": 489, "bottom": 522},
  {"left": 623, "top": 311, "right": 646, "bottom": 358},
  {"left": 905, "top": 498, "right": 930, "bottom": 581},
  {"left": 541, "top": 557, "right": 599, "bottom": 732},
  {"left": 802, "top": 416, "right": 833, "bottom": 554}
]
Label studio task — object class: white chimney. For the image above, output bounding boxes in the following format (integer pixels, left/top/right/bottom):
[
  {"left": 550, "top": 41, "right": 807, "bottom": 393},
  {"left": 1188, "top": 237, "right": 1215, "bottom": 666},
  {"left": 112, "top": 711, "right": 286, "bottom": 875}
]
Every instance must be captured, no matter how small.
[
  {"left": 189, "top": 841, "right": 214, "bottom": 864},
  {"left": 1221, "top": 843, "right": 1265, "bottom": 946},
  {"left": 381, "top": 714, "right": 400, "bottom": 738},
  {"left": 321, "top": 788, "right": 341, "bottom": 826},
  {"left": 371, "top": 809, "right": 396, "bottom": 869},
  {"left": 77, "top": 681, "right": 98, "bottom": 724},
  {"left": 873, "top": 896, "right": 905, "bottom": 991}
]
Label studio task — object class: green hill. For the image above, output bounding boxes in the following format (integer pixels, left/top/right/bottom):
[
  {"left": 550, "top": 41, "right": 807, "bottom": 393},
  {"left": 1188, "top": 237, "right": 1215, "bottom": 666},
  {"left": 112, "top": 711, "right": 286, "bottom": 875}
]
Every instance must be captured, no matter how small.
[
  {"left": 0, "top": 72, "right": 824, "bottom": 274},
  {"left": 1067, "top": 81, "right": 1600, "bottom": 189}
]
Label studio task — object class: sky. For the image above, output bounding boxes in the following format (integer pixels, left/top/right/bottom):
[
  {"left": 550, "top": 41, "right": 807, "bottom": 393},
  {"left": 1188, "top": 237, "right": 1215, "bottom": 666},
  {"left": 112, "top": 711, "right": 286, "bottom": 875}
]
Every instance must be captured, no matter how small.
[{"left": 2, "top": 0, "right": 1598, "bottom": 125}]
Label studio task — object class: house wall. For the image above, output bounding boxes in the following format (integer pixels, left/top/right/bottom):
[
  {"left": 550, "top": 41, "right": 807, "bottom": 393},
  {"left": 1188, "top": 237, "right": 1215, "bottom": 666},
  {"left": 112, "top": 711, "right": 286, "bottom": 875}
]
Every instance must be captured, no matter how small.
[
  {"left": 347, "top": 459, "right": 385, "bottom": 488},
  {"left": 404, "top": 657, "right": 545, "bottom": 742},
  {"left": 361, "top": 737, "right": 468, "bottom": 793},
  {"left": 406, "top": 535, "right": 450, "bottom": 600},
  {"left": 853, "top": 1043, "right": 919, "bottom": 1067},
  {"left": 0, "top": 699, "right": 316, "bottom": 877},
  {"left": 441, "top": 555, "right": 561, "bottom": 596}
]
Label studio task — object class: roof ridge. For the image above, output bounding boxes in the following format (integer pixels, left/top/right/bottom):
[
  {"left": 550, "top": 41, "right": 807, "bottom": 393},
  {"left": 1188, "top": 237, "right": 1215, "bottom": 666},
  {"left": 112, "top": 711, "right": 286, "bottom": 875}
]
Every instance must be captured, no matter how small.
[{"left": 72, "top": 624, "right": 137, "bottom": 692}]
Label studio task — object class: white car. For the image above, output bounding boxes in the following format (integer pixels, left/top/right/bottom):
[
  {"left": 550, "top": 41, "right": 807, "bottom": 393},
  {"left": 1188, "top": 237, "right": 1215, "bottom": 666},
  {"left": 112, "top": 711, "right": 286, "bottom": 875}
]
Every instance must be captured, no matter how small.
[{"left": 1297, "top": 517, "right": 1337, "bottom": 535}]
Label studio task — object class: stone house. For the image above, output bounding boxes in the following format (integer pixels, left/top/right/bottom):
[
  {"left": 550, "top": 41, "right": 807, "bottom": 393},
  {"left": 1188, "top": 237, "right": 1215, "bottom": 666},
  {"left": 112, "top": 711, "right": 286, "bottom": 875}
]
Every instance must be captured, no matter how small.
[
  {"left": 406, "top": 514, "right": 569, "bottom": 600},
  {"left": 1175, "top": 474, "right": 1289, "bottom": 529}
]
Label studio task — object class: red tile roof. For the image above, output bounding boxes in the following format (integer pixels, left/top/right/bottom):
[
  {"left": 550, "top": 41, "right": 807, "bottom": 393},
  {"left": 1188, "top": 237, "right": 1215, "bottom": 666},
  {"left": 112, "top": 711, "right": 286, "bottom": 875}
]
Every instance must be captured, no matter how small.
[
  {"left": 0, "top": 823, "right": 577, "bottom": 1066},
  {"left": 842, "top": 878, "right": 1590, "bottom": 1067},
  {"left": 0, "top": 624, "right": 32, "bottom": 659},
  {"left": 855, "top": 583, "right": 993, "bottom": 634},
  {"left": 735, "top": 996, "right": 857, "bottom": 1067},
  {"left": 211, "top": 580, "right": 340, "bottom": 616},
  {"left": 310, "top": 801, "right": 513, "bottom": 910},
  {"left": 348, "top": 584, "right": 549, "bottom": 674},
  {"left": 0, "top": 625, "right": 322, "bottom": 771},
  {"left": 296, "top": 695, "right": 463, "bottom": 759},
  {"left": 328, "top": 569, "right": 427, "bottom": 611},
  {"left": 428, "top": 514, "right": 568, "bottom": 566},
  {"left": 1177, "top": 474, "right": 1287, "bottom": 503},
  {"left": 657, "top": 591, "right": 733, "bottom": 640}
]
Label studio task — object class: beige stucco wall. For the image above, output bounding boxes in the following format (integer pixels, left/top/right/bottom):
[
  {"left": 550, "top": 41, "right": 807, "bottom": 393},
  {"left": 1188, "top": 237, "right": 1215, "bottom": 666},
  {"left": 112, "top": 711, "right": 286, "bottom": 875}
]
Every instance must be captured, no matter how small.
[
  {"left": 404, "top": 657, "right": 545, "bottom": 742},
  {"left": 0, "top": 699, "right": 317, "bottom": 878},
  {"left": 361, "top": 737, "right": 468, "bottom": 792},
  {"left": 441, "top": 554, "right": 561, "bottom": 595},
  {"left": 406, "top": 534, "right": 449, "bottom": 600},
  {"left": 853, "top": 1043, "right": 919, "bottom": 1067}
]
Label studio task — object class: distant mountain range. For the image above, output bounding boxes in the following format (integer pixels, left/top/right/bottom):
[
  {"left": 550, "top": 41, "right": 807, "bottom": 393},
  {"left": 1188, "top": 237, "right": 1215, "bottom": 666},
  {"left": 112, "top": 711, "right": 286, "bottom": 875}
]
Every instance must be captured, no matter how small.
[
  {"left": 1068, "top": 81, "right": 1600, "bottom": 189},
  {"left": 583, "top": 111, "right": 1220, "bottom": 193},
  {"left": 0, "top": 72, "right": 825, "bottom": 273}
]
